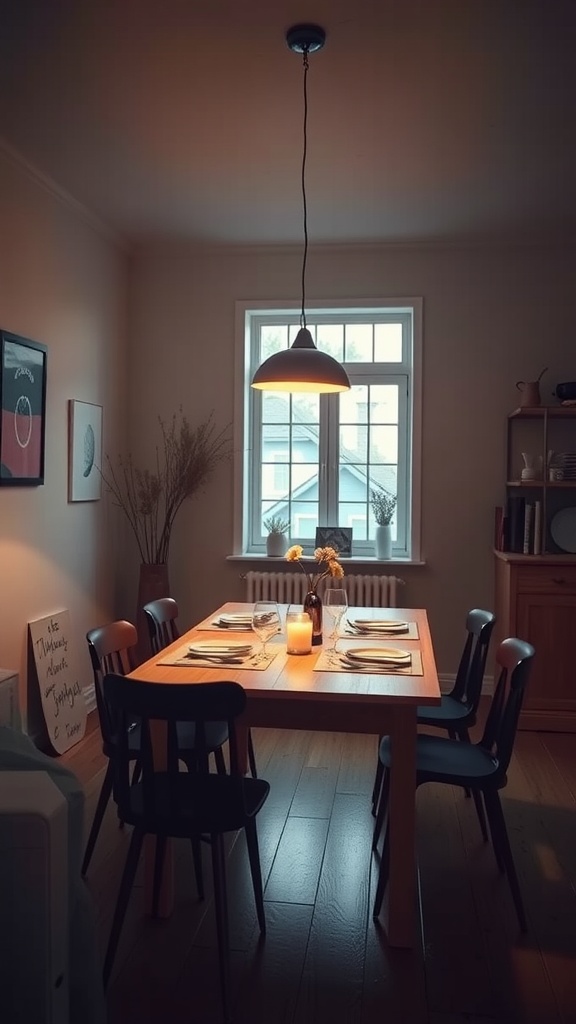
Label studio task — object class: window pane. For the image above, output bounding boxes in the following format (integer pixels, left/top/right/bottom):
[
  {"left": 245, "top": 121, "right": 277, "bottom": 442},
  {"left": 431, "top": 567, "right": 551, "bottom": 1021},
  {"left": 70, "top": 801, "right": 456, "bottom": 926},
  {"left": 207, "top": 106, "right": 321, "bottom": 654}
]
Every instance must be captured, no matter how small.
[
  {"left": 262, "top": 423, "right": 289, "bottom": 450},
  {"left": 317, "top": 323, "right": 344, "bottom": 360},
  {"left": 293, "top": 465, "right": 318, "bottom": 492},
  {"left": 262, "top": 392, "right": 290, "bottom": 422},
  {"left": 291, "top": 425, "right": 319, "bottom": 463},
  {"left": 344, "top": 324, "right": 372, "bottom": 362},
  {"left": 338, "top": 503, "right": 369, "bottom": 540},
  {"left": 369, "top": 425, "right": 398, "bottom": 462},
  {"left": 291, "top": 503, "right": 318, "bottom": 539},
  {"left": 292, "top": 392, "right": 319, "bottom": 420},
  {"left": 374, "top": 323, "right": 403, "bottom": 362},
  {"left": 340, "top": 384, "right": 368, "bottom": 423},
  {"left": 340, "top": 424, "right": 368, "bottom": 463},
  {"left": 261, "top": 324, "right": 288, "bottom": 358},
  {"left": 369, "top": 385, "right": 398, "bottom": 422}
]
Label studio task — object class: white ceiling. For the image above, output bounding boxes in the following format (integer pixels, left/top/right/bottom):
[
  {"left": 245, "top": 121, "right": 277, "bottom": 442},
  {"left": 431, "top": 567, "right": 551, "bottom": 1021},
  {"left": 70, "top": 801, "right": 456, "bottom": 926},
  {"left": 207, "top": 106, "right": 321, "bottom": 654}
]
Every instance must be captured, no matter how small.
[{"left": 0, "top": 0, "right": 573, "bottom": 246}]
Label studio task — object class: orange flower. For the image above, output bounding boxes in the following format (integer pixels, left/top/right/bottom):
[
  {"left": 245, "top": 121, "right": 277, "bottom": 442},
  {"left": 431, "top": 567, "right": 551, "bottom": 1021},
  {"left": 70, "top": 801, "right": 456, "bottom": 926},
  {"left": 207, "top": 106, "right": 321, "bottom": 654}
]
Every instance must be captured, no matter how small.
[{"left": 286, "top": 544, "right": 344, "bottom": 592}]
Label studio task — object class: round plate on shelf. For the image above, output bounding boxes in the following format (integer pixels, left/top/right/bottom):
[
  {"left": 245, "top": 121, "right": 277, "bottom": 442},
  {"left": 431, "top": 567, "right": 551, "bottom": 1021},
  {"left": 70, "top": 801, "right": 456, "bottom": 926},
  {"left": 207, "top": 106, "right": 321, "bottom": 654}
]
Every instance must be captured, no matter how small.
[{"left": 550, "top": 507, "right": 576, "bottom": 553}]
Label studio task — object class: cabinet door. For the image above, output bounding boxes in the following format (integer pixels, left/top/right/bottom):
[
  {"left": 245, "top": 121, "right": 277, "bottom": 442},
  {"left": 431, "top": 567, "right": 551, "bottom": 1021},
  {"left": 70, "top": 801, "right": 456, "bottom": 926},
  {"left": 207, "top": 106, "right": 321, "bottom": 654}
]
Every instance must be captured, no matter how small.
[{"left": 516, "top": 592, "right": 576, "bottom": 725}]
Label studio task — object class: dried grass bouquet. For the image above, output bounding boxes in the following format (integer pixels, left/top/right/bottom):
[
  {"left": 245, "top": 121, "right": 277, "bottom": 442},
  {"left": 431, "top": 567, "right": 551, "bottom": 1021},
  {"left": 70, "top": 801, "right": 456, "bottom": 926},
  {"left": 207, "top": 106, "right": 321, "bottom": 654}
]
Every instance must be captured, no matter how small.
[{"left": 101, "top": 409, "right": 232, "bottom": 564}]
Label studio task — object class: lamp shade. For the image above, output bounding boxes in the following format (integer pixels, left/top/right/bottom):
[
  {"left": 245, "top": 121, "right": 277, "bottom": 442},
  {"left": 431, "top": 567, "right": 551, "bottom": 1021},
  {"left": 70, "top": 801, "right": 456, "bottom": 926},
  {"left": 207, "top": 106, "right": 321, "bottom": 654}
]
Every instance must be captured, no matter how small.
[{"left": 251, "top": 328, "right": 351, "bottom": 394}]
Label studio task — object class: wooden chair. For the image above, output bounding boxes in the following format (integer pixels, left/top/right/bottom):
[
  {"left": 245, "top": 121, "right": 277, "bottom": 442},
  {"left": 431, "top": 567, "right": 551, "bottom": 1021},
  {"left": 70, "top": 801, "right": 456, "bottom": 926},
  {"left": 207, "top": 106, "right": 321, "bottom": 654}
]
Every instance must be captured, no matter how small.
[
  {"left": 371, "top": 607, "right": 496, "bottom": 815},
  {"left": 372, "top": 636, "right": 535, "bottom": 931},
  {"left": 81, "top": 620, "right": 228, "bottom": 876},
  {"left": 143, "top": 597, "right": 179, "bottom": 654},
  {"left": 102, "top": 675, "right": 270, "bottom": 1023},
  {"left": 143, "top": 596, "right": 259, "bottom": 779}
]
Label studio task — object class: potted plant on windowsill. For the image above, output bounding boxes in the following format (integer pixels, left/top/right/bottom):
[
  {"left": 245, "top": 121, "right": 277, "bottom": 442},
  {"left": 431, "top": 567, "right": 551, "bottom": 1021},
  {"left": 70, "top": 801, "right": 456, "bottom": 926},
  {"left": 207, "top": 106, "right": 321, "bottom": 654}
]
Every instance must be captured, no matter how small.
[
  {"left": 370, "top": 486, "right": 397, "bottom": 560},
  {"left": 263, "top": 515, "right": 290, "bottom": 557}
]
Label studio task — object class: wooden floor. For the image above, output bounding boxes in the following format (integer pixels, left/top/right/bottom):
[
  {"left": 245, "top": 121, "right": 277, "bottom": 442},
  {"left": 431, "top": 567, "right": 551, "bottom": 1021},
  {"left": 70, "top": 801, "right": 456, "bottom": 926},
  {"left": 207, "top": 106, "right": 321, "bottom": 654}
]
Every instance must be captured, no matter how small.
[{"left": 62, "top": 706, "right": 576, "bottom": 1024}]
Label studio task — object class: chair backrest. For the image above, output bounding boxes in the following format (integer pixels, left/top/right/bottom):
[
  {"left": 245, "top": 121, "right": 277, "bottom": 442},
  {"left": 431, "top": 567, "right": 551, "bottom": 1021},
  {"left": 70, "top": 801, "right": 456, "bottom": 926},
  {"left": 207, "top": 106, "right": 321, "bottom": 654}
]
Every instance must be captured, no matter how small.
[
  {"left": 480, "top": 636, "right": 535, "bottom": 780},
  {"left": 143, "top": 597, "right": 180, "bottom": 655},
  {"left": 103, "top": 674, "right": 247, "bottom": 820},
  {"left": 86, "top": 621, "right": 139, "bottom": 748},
  {"left": 450, "top": 608, "right": 497, "bottom": 716}
]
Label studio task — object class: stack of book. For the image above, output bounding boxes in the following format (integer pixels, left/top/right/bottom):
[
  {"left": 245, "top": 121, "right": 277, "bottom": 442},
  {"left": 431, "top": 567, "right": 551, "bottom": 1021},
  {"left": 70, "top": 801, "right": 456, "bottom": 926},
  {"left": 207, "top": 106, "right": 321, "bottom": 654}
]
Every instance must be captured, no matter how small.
[{"left": 495, "top": 498, "right": 542, "bottom": 554}]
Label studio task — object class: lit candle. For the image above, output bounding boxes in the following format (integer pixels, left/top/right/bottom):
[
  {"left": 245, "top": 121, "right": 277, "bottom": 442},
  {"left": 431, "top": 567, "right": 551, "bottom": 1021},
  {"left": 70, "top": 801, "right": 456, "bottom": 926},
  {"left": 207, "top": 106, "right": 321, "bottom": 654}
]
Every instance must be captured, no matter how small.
[{"left": 286, "top": 612, "right": 313, "bottom": 655}]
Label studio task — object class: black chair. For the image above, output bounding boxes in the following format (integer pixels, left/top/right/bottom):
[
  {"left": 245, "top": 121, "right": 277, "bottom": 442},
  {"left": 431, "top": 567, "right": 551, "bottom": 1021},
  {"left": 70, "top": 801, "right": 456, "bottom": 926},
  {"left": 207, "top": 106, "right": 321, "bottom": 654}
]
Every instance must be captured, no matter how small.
[
  {"left": 372, "top": 636, "right": 535, "bottom": 932},
  {"left": 143, "top": 597, "right": 179, "bottom": 654},
  {"left": 143, "top": 596, "right": 259, "bottom": 780},
  {"left": 102, "top": 675, "right": 270, "bottom": 1023},
  {"left": 81, "top": 620, "right": 228, "bottom": 876},
  {"left": 371, "top": 607, "right": 496, "bottom": 814}
]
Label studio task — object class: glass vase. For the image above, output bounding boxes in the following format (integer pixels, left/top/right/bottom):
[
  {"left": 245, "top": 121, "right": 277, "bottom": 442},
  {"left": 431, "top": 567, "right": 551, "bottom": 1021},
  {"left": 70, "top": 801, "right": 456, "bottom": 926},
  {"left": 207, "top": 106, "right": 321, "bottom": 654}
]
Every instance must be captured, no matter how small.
[{"left": 303, "top": 589, "right": 323, "bottom": 646}]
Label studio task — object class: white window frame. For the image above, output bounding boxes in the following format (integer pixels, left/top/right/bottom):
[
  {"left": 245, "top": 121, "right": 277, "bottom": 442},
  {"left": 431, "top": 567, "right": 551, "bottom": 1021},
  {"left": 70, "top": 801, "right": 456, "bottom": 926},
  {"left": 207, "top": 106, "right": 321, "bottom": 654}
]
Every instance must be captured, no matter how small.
[{"left": 233, "top": 298, "right": 423, "bottom": 562}]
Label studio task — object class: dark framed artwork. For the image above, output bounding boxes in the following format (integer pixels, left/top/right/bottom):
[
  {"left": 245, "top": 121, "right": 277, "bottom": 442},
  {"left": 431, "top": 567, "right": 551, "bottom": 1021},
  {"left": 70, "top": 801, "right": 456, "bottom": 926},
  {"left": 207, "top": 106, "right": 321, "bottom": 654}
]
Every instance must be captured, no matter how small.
[
  {"left": 0, "top": 330, "right": 47, "bottom": 486},
  {"left": 315, "top": 526, "right": 353, "bottom": 557}
]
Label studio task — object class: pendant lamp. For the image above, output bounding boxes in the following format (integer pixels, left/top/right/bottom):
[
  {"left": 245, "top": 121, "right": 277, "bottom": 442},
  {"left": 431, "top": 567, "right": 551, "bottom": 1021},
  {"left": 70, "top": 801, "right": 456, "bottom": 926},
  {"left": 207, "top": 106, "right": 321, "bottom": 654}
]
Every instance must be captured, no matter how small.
[{"left": 251, "top": 25, "right": 350, "bottom": 394}]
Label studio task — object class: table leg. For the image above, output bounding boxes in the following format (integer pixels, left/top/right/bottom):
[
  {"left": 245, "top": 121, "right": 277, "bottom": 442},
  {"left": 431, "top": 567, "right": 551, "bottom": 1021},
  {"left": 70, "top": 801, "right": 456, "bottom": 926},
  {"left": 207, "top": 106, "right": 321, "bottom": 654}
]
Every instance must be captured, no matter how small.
[{"left": 386, "top": 707, "right": 417, "bottom": 947}]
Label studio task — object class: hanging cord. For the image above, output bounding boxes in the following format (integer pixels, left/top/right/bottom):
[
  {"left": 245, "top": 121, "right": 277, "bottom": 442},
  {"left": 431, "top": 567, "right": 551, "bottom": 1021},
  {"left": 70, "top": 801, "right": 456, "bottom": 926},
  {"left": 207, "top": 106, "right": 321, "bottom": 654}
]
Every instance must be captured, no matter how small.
[{"left": 300, "top": 49, "right": 309, "bottom": 330}]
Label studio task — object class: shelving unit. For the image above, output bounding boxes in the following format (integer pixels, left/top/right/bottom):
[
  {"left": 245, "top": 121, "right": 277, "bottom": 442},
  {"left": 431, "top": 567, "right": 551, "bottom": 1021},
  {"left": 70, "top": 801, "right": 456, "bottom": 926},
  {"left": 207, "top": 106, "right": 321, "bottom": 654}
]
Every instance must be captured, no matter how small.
[
  {"left": 495, "top": 405, "right": 576, "bottom": 731},
  {"left": 504, "top": 405, "right": 576, "bottom": 554}
]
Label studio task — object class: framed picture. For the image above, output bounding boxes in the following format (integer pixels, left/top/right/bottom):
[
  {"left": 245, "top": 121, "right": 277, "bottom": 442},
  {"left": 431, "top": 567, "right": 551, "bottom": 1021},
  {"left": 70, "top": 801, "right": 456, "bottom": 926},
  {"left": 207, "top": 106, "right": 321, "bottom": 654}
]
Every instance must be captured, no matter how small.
[
  {"left": 315, "top": 526, "right": 353, "bottom": 557},
  {"left": 0, "top": 329, "right": 47, "bottom": 486},
  {"left": 68, "top": 400, "right": 102, "bottom": 501}
]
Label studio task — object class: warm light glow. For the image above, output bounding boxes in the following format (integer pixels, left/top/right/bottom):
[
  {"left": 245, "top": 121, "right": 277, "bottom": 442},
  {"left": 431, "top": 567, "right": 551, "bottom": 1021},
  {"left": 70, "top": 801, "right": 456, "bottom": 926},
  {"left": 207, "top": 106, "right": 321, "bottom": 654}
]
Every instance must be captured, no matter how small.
[{"left": 286, "top": 613, "right": 313, "bottom": 654}]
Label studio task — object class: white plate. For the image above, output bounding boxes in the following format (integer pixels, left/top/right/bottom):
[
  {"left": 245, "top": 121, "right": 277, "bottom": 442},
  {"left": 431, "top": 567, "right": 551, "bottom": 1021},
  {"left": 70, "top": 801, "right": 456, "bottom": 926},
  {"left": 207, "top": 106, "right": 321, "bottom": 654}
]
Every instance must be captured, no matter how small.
[
  {"left": 188, "top": 640, "right": 253, "bottom": 655},
  {"left": 344, "top": 647, "right": 411, "bottom": 664},
  {"left": 350, "top": 619, "right": 408, "bottom": 632},
  {"left": 550, "top": 507, "right": 576, "bottom": 553}
]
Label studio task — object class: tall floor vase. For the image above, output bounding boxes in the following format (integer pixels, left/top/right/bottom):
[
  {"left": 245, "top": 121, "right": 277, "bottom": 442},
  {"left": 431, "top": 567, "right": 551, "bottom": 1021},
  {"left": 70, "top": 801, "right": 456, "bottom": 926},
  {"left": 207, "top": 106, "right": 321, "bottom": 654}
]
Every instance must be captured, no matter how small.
[{"left": 136, "top": 562, "right": 170, "bottom": 662}]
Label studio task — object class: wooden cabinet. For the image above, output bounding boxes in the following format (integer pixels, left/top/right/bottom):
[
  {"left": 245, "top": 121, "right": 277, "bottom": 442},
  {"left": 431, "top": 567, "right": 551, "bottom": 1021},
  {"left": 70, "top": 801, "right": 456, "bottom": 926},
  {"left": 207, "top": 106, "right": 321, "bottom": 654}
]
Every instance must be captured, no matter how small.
[{"left": 494, "top": 552, "right": 576, "bottom": 731}]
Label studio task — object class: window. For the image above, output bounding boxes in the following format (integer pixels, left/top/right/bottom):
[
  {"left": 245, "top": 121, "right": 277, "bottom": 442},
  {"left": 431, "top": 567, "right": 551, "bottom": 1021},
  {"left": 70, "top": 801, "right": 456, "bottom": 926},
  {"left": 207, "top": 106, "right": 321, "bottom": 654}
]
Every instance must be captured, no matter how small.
[{"left": 234, "top": 300, "right": 422, "bottom": 560}]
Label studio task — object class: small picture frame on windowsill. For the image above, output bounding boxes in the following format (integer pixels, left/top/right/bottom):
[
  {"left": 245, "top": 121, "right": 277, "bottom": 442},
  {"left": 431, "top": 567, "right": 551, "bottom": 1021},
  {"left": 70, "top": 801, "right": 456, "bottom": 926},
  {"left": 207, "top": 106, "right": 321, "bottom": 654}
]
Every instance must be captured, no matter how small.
[{"left": 315, "top": 526, "right": 352, "bottom": 557}]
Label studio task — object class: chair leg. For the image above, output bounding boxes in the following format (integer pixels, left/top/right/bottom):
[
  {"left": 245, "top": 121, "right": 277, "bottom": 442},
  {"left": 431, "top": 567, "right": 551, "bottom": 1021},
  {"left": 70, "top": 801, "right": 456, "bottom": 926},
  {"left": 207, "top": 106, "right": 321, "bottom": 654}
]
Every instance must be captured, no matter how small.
[
  {"left": 244, "top": 819, "right": 266, "bottom": 933},
  {"left": 248, "top": 729, "right": 258, "bottom": 779},
  {"left": 103, "top": 828, "right": 145, "bottom": 988},
  {"left": 213, "top": 746, "right": 227, "bottom": 775},
  {"left": 372, "top": 767, "right": 390, "bottom": 850},
  {"left": 373, "top": 812, "right": 390, "bottom": 919},
  {"left": 191, "top": 837, "right": 205, "bottom": 899},
  {"left": 371, "top": 736, "right": 384, "bottom": 814},
  {"left": 471, "top": 789, "right": 489, "bottom": 842},
  {"left": 483, "top": 790, "right": 527, "bottom": 932},
  {"left": 82, "top": 760, "right": 114, "bottom": 875},
  {"left": 152, "top": 835, "right": 167, "bottom": 918},
  {"left": 454, "top": 727, "right": 472, "bottom": 797},
  {"left": 210, "top": 833, "right": 232, "bottom": 1024}
]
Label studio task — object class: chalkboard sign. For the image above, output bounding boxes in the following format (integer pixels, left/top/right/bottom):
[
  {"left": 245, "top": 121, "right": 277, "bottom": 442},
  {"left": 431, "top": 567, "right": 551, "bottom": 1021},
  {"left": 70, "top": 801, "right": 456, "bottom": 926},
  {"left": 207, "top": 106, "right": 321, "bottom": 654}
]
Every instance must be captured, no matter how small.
[{"left": 28, "top": 610, "right": 87, "bottom": 754}]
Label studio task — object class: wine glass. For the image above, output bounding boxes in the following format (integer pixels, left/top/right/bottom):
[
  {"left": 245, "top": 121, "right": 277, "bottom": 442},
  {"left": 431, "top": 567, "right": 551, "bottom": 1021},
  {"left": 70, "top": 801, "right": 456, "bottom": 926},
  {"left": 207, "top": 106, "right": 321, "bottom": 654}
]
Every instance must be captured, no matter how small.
[
  {"left": 251, "top": 601, "right": 280, "bottom": 662},
  {"left": 324, "top": 588, "right": 348, "bottom": 658}
]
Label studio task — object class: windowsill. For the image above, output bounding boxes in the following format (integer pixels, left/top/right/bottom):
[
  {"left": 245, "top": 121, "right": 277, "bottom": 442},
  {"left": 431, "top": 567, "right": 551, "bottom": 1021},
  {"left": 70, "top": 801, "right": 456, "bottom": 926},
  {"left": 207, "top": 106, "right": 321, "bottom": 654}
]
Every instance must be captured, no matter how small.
[{"left": 226, "top": 554, "right": 426, "bottom": 567}]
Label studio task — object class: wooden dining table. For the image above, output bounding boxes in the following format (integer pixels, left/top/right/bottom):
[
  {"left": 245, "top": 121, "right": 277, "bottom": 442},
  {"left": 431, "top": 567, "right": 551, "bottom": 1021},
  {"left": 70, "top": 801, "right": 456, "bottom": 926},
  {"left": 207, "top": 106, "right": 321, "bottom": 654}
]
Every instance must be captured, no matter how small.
[{"left": 127, "top": 601, "right": 441, "bottom": 949}]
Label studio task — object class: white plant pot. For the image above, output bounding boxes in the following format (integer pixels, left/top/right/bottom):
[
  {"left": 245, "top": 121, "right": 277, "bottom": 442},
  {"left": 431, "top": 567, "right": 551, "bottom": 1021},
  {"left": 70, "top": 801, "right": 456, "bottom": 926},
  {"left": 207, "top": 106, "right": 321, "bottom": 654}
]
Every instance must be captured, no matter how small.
[
  {"left": 266, "top": 533, "right": 287, "bottom": 557},
  {"left": 375, "top": 524, "right": 392, "bottom": 560}
]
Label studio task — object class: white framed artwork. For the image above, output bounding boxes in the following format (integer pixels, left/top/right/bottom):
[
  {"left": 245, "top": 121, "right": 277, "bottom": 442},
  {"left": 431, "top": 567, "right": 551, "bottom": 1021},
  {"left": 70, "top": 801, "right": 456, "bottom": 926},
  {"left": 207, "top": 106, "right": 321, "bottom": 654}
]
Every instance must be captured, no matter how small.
[{"left": 68, "top": 400, "right": 102, "bottom": 501}]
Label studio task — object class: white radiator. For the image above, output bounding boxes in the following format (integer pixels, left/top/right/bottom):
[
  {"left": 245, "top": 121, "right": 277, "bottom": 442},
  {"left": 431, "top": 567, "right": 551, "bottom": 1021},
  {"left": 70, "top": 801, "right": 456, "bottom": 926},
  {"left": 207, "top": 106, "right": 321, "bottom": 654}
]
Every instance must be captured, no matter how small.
[{"left": 244, "top": 571, "right": 403, "bottom": 607}]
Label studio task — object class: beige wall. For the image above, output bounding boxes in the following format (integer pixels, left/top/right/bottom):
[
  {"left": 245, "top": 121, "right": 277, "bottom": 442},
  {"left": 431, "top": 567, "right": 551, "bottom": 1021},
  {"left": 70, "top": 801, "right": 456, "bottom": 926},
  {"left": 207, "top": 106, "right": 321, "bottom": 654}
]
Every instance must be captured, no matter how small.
[
  {"left": 0, "top": 150, "right": 128, "bottom": 731},
  {"left": 128, "top": 240, "right": 575, "bottom": 675},
  {"left": 1, "top": 139, "right": 573, "bottom": 703}
]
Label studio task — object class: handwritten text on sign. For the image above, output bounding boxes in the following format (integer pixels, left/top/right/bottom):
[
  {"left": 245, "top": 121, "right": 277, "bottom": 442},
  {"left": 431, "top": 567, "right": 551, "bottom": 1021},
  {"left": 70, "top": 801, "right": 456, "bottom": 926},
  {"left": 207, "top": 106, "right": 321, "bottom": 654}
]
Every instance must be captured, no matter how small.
[{"left": 28, "top": 609, "right": 86, "bottom": 754}]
